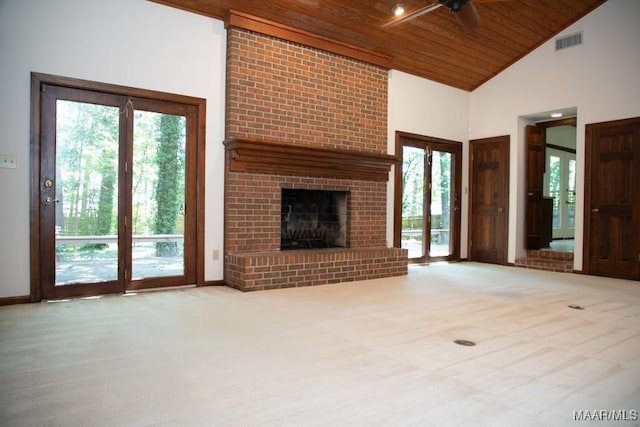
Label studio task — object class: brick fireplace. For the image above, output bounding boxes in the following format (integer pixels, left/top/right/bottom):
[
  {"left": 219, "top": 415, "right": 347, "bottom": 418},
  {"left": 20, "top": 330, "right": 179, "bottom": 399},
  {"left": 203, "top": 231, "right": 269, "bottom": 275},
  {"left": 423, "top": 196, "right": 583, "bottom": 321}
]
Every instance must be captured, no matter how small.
[{"left": 223, "top": 13, "right": 408, "bottom": 291}]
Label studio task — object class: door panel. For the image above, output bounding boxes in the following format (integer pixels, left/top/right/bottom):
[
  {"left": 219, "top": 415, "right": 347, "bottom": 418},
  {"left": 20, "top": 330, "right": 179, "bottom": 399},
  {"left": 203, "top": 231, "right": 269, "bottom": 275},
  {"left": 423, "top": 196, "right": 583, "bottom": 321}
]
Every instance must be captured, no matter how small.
[
  {"left": 469, "top": 136, "right": 509, "bottom": 265},
  {"left": 400, "top": 146, "right": 426, "bottom": 259},
  {"left": 131, "top": 110, "right": 186, "bottom": 280},
  {"left": 430, "top": 150, "right": 454, "bottom": 257},
  {"left": 40, "top": 86, "right": 126, "bottom": 299},
  {"left": 546, "top": 149, "right": 576, "bottom": 239},
  {"left": 526, "top": 125, "right": 545, "bottom": 249},
  {"left": 567, "top": 158, "right": 576, "bottom": 232},
  {"left": 585, "top": 118, "right": 640, "bottom": 280},
  {"left": 55, "top": 100, "right": 122, "bottom": 285},
  {"left": 127, "top": 98, "right": 197, "bottom": 290}
]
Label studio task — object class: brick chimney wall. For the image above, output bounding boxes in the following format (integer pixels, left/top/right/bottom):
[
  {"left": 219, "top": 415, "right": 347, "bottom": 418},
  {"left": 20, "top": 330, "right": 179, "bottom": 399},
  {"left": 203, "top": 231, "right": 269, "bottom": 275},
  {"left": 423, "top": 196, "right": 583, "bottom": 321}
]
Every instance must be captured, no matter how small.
[
  {"left": 226, "top": 29, "right": 388, "bottom": 152},
  {"left": 224, "top": 28, "right": 407, "bottom": 290}
]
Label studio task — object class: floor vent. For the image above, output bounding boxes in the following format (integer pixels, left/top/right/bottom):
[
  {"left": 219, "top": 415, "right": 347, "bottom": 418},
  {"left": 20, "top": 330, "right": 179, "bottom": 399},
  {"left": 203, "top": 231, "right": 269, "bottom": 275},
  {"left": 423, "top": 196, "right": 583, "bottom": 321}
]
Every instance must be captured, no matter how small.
[
  {"left": 556, "top": 32, "right": 583, "bottom": 51},
  {"left": 453, "top": 339, "right": 476, "bottom": 347}
]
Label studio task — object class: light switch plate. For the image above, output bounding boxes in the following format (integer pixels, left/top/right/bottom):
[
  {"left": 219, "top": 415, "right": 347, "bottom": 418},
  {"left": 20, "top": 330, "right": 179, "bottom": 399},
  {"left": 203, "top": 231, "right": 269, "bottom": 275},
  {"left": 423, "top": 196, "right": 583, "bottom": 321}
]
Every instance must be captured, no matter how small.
[{"left": 0, "top": 154, "right": 17, "bottom": 169}]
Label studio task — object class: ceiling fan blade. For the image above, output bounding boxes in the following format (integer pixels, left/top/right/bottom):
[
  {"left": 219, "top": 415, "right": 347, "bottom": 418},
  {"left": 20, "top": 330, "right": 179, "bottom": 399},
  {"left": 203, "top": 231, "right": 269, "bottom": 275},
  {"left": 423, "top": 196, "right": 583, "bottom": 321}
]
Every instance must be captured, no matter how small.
[
  {"left": 382, "top": 1, "right": 442, "bottom": 27},
  {"left": 455, "top": 0, "right": 480, "bottom": 30}
]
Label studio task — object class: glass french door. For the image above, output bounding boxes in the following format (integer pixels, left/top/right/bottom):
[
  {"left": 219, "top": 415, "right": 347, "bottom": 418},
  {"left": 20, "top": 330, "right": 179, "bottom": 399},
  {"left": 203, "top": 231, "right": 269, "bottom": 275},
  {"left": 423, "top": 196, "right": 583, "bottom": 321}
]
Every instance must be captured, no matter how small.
[
  {"left": 398, "top": 137, "right": 461, "bottom": 263},
  {"left": 37, "top": 83, "right": 197, "bottom": 299},
  {"left": 545, "top": 148, "right": 576, "bottom": 240}
]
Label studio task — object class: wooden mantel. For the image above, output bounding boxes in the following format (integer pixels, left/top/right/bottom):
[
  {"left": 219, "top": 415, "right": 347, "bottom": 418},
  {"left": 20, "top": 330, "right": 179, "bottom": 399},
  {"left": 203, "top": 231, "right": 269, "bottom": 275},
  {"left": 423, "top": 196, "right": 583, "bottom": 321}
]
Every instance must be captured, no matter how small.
[{"left": 224, "top": 137, "right": 398, "bottom": 181}]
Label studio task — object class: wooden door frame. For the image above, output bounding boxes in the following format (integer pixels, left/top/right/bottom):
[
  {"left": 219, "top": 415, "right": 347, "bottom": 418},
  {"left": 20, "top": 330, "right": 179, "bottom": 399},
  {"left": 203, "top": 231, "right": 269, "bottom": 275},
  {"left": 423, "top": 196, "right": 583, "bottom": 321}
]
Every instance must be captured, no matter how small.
[
  {"left": 468, "top": 135, "right": 510, "bottom": 265},
  {"left": 583, "top": 116, "right": 640, "bottom": 276},
  {"left": 30, "top": 73, "right": 207, "bottom": 302},
  {"left": 393, "top": 131, "right": 462, "bottom": 262}
]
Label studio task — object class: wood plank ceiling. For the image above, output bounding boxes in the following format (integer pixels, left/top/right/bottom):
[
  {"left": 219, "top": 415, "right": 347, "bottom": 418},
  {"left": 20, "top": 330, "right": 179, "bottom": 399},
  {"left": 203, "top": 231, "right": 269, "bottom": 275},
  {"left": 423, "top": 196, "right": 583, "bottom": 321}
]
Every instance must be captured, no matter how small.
[{"left": 150, "top": 0, "right": 607, "bottom": 91}]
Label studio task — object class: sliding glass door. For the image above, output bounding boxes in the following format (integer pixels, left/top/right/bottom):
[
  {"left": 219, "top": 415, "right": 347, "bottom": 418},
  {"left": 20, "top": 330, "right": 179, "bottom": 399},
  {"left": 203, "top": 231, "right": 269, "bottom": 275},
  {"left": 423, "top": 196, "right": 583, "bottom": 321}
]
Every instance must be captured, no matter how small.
[
  {"left": 35, "top": 77, "right": 200, "bottom": 300},
  {"left": 396, "top": 134, "right": 462, "bottom": 263}
]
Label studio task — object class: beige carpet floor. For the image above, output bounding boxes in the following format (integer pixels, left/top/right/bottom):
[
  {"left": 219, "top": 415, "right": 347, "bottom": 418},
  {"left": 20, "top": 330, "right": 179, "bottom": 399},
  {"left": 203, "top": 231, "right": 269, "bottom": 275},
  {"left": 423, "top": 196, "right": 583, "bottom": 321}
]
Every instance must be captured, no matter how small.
[{"left": 1, "top": 262, "right": 639, "bottom": 426}]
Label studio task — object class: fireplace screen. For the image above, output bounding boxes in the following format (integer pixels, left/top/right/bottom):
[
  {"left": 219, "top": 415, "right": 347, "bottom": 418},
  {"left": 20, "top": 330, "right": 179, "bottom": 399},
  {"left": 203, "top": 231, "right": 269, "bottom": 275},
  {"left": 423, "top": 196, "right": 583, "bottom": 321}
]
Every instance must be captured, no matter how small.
[{"left": 281, "top": 189, "right": 348, "bottom": 250}]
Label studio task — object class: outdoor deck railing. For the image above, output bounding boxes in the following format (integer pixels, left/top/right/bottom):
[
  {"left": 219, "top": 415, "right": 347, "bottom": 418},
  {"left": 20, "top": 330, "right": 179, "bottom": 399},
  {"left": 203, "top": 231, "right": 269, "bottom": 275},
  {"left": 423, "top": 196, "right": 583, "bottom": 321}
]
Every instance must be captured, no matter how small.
[
  {"left": 402, "top": 229, "right": 449, "bottom": 243},
  {"left": 55, "top": 234, "right": 183, "bottom": 245}
]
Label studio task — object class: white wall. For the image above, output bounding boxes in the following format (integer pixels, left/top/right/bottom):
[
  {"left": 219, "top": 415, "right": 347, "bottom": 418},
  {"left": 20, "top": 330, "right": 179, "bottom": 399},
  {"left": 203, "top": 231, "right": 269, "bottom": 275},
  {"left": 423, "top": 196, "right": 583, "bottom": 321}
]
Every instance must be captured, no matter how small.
[
  {"left": 0, "top": 0, "right": 227, "bottom": 298},
  {"left": 469, "top": 0, "right": 640, "bottom": 269},
  {"left": 2, "top": 0, "right": 638, "bottom": 299},
  {"left": 387, "top": 70, "right": 470, "bottom": 254}
]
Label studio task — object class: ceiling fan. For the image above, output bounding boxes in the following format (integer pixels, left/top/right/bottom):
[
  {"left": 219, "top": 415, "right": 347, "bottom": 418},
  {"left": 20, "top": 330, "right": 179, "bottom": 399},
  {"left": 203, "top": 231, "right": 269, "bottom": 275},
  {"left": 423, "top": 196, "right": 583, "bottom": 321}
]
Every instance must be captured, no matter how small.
[{"left": 383, "top": 0, "right": 506, "bottom": 30}]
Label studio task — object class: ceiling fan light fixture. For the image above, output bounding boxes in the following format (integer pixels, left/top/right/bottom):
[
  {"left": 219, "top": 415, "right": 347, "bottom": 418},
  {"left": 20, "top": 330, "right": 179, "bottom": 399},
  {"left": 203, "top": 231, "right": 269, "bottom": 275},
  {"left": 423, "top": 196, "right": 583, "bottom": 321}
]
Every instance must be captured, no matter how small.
[
  {"left": 441, "top": 0, "right": 468, "bottom": 14},
  {"left": 391, "top": 3, "right": 407, "bottom": 17}
]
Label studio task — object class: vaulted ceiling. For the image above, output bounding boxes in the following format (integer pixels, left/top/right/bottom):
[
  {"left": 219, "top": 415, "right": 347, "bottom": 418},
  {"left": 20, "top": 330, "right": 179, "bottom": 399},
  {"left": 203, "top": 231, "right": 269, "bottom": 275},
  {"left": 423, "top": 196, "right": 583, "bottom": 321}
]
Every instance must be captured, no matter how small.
[{"left": 150, "top": 0, "right": 607, "bottom": 91}]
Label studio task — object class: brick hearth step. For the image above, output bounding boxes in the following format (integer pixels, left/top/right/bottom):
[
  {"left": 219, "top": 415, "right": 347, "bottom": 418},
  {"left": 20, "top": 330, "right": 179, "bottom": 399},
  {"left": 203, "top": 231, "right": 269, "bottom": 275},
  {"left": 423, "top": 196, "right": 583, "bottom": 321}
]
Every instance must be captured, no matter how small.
[
  {"left": 226, "top": 247, "right": 408, "bottom": 291},
  {"left": 514, "top": 249, "right": 573, "bottom": 273}
]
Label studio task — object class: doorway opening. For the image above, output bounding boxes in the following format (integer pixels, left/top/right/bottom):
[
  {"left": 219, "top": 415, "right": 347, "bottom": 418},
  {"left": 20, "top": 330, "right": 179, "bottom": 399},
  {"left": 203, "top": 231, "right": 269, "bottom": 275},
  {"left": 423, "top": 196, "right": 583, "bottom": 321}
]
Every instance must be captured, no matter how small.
[
  {"left": 524, "top": 111, "right": 577, "bottom": 253},
  {"left": 517, "top": 110, "right": 576, "bottom": 273}
]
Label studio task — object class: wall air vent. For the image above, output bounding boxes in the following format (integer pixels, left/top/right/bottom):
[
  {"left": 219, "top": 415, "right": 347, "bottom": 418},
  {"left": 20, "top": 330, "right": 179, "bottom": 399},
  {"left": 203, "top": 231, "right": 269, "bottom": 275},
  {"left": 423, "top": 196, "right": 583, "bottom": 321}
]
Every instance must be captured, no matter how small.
[{"left": 555, "top": 32, "right": 583, "bottom": 51}]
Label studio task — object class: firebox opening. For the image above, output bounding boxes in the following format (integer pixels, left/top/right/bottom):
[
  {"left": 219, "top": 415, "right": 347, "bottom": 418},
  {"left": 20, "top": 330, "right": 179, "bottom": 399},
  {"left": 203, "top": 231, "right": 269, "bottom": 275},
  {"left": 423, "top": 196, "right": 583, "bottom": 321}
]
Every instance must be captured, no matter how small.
[{"left": 281, "top": 189, "right": 348, "bottom": 250}]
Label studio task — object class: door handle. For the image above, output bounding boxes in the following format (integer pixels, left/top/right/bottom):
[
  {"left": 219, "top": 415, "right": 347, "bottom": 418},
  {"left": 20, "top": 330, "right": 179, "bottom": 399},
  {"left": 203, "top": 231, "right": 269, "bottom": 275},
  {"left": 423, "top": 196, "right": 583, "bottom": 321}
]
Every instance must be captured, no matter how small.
[
  {"left": 591, "top": 208, "right": 599, "bottom": 213},
  {"left": 44, "top": 196, "right": 59, "bottom": 204},
  {"left": 498, "top": 207, "right": 504, "bottom": 213},
  {"left": 528, "top": 192, "right": 533, "bottom": 196}
]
